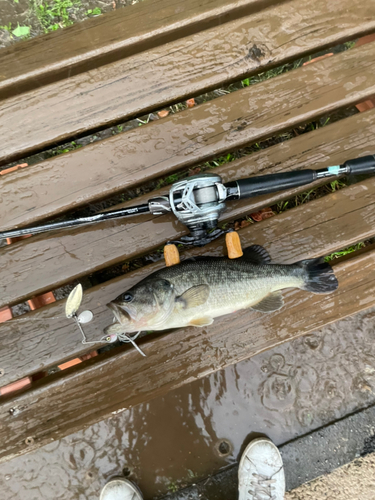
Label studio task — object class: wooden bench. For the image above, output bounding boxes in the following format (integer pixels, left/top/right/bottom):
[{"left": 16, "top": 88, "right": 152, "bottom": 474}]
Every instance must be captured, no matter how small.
[{"left": 1, "top": 0, "right": 375, "bottom": 478}]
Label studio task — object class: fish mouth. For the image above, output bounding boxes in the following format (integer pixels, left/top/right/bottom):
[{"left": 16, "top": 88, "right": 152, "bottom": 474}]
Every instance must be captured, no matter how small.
[{"left": 106, "top": 302, "right": 132, "bottom": 325}]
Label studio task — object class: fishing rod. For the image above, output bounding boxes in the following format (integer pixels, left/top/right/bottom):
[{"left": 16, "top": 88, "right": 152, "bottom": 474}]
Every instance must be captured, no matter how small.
[{"left": 1, "top": 154, "right": 375, "bottom": 246}]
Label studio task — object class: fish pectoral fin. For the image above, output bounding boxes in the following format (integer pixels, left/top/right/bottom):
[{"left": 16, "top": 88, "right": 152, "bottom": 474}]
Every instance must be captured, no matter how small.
[
  {"left": 242, "top": 245, "right": 272, "bottom": 264},
  {"left": 189, "top": 316, "right": 214, "bottom": 327},
  {"left": 176, "top": 284, "right": 210, "bottom": 309},
  {"left": 251, "top": 291, "right": 284, "bottom": 313}
]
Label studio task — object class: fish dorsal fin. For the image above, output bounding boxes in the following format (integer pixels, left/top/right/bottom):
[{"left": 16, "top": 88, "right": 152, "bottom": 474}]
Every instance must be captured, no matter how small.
[
  {"left": 176, "top": 284, "right": 210, "bottom": 309},
  {"left": 189, "top": 316, "right": 214, "bottom": 327},
  {"left": 242, "top": 245, "right": 272, "bottom": 264},
  {"left": 251, "top": 291, "right": 284, "bottom": 313}
]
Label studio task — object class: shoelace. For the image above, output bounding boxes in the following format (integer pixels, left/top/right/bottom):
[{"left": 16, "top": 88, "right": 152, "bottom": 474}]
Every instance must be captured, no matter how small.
[{"left": 248, "top": 472, "right": 276, "bottom": 499}]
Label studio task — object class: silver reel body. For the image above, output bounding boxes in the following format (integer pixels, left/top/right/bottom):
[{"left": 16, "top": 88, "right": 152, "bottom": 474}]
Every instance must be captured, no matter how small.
[{"left": 149, "top": 173, "right": 228, "bottom": 239}]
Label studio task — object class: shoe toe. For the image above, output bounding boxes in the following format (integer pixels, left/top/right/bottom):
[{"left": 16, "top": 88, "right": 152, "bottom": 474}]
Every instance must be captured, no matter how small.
[{"left": 100, "top": 478, "right": 143, "bottom": 500}]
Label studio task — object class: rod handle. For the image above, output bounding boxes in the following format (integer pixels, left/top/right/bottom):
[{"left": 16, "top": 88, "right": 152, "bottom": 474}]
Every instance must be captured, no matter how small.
[
  {"left": 343, "top": 155, "right": 375, "bottom": 175},
  {"left": 234, "top": 170, "right": 316, "bottom": 199}
]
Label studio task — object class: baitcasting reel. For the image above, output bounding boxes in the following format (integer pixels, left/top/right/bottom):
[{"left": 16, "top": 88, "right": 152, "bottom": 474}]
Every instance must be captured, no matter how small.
[{"left": 148, "top": 173, "right": 228, "bottom": 245}]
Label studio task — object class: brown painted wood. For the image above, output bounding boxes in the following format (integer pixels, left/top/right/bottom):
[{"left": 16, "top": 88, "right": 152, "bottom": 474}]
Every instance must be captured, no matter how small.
[
  {"left": 0, "top": 0, "right": 273, "bottom": 100},
  {"left": 2, "top": 169, "right": 375, "bottom": 386},
  {"left": 1, "top": 0, "right": 374, "bottom": 165},
  {"left": 1, "top": 0, "right": 374, "bottom": 468},
  {"left": 2, "top": 42, "right": 375, "bottom": 232},
  {"left": 1, "top": 108, "right": 375, "bottom": 309},
  {"left": 0, "top": 246, "right": 374, "bottom": 463},
  {"left": 2, "top": 304, "right": 375, "bottom": 500}
]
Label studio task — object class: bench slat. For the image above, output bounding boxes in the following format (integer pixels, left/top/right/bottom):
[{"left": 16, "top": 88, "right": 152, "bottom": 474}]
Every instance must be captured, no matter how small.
[
  {"left": 2, "top": 42, "right": 375, "bottom": 231},
  {"left": 1, "top": 0, "right": 375, "bottom": 469},
  {"left": 2, "top": 300, "right": 375, "bottom": 499},
  {"left": 1, "top": 0, "right": 374, "bottom": 165},
  {"left": 1, "top": 171, "right": 375, "bottom": 385},
  {"left": 0, "top": 247, "right": 374, "bottom": 463},
  {"left": 0, "top": 0, "right": 266, "bottom": 99},
  {"left": 2, "top": 45, "right": 375, "bottom": 307}
]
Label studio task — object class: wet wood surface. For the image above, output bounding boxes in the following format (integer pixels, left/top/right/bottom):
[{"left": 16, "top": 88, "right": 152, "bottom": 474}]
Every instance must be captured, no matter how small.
[
  {"left": 1, "top": 0, "right": 374, "bottom": 165},
  {"left": 2, "top": 42, "right": 375, "bottom": 232},
  {"left": 2, "top": 169, "right": 375, "bottom": 385},
  {"left": 0, "top": 246, "right": 374, "bottom": 463},
  {"left": 1, "top": 108, "right": 375, "bottom": 308},
  {"left": 0, "top": 0, "right": 271, "bottom": 99},
  {"left": 2, "top": 0, "right": 375, "bottom": 467},
  {"left": 2, "top": 305, "right": 375, "bottom": 499}
]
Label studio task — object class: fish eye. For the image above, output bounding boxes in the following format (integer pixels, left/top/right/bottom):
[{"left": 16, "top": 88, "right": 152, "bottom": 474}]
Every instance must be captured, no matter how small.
[{"left": 122, "top": 293, "right": 133, "bottom": 302}]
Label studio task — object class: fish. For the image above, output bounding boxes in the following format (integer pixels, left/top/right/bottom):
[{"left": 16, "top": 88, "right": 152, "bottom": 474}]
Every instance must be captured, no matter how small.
[{"left": 104, "top": 245, "right": 338, "bottom": 336}]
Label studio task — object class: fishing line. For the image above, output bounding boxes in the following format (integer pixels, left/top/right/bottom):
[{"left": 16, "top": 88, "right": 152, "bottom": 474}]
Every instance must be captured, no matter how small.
[
  {"left": 4, "top": 283, "right": 147, "bottom": 355},
  {"left": 5, "top": 314, "right": 146, "bottom": 354}
]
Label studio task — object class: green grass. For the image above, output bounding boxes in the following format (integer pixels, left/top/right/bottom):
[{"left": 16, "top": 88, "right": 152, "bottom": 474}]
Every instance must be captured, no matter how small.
[
  {"left": 0, "top": 23, "right": 12, "bottom": 32},
  {"left": 155, "top": 172, "right": 185, "bottom": 189},
  {"left": 86, "top": 7, "right": 101, "bottom": 16},
  {"left": 274, "top": 175, "right": 348, "bottom": 215},
  {"left": 167, "top": 482, "right": 179, "bottom": 493},
  {"left": 241, "top": 60, "right": 303, "bottom": 88},
  {"left": 12, "top": 24, "right": 31, "bottom": 37},
  {"left": 325, "top": 242, "right": 365, "bottom": 262},
  {"left": 51, "top": 140, "right": 82, "bottom": 156},
  {"left": 32, "top": 0, "right": 82, "bottom": 32},
  {"left": 329, "top": 178, "right": 347, "bottom": 191},
  {"left": 0, "top": 22, "right": 31, "bottom": 40},
  {"left": 204, "top": 153, "right": 236, "bottom": 169}
]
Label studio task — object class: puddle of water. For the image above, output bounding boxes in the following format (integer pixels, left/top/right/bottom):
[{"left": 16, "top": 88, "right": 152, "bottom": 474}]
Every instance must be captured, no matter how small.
[{"left": 1, "top": 306, "right": 375, "bottom": 499}]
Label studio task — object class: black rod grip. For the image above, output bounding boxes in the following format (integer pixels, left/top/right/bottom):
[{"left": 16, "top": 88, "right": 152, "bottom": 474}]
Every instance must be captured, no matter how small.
[
  {"left": 343, "top": 155, "right": 375, "bottom": 175},
  {"left": 234, "top": 170, "right": 316, "bottom": 199}
]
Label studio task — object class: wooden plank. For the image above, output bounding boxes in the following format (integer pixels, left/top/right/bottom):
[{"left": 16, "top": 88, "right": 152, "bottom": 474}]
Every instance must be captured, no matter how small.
[
  {"left": 1, "top": 108, "right": 375, "bottom": 308},
  {"left": 0, "top": 0, "right": 270, "bottom": 99},
  {"left": 1, "top": 244, "right": 375, "bottom": 463},
  {"left": 2, "top": 42, "right": 375, "bottom": 231},
  {"left": 1, "top": 306, "right": 375, "bottom": 500},
  {"left": 1, "top": 0, "right": 374, "bottom": 165},
  {"left": 1, "top": 170, "right": 375, "bottom": 385}
]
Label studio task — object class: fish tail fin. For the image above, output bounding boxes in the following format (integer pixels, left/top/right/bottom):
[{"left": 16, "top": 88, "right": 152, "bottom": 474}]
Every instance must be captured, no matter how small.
[{"left": 298, "top": 258, "right": 338, "bottom": 294}]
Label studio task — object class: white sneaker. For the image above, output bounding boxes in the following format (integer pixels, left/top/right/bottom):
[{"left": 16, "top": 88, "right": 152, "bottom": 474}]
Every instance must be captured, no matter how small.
[
  {"left": 238, "top": 438, "right": 285, "bottom": 500},
  {"left": 99, "top": 477, "right": 143, "bottom": 500}
]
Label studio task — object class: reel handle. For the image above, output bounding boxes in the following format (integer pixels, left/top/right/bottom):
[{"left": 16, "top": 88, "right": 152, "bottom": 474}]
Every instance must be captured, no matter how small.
[
  {"left": 164, "top": 244, "right": 181, "bottom": 266},
  {"left": 226, "top": 231, "right": 243, "bottom": 259}
]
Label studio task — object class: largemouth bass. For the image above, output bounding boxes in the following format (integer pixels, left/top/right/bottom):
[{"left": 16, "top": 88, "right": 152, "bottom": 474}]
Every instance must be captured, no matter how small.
[{"left": 105, "top": 245, "right": 338, "bottom": 335}]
